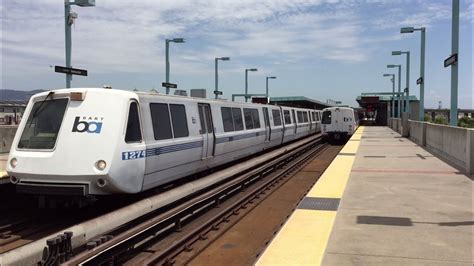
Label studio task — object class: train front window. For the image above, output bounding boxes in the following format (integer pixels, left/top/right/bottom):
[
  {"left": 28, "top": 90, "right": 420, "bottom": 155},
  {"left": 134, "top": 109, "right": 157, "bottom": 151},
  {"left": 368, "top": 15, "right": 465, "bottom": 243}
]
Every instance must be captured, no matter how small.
[
  {"left": 125, "top": 102, "right": 142, "bottom": 143},
  {"left": 18, "top": 98, "right": 68, "bottom": 149},
  {"left": 322, "top": 111, "right": 332, "bottom": 124}
]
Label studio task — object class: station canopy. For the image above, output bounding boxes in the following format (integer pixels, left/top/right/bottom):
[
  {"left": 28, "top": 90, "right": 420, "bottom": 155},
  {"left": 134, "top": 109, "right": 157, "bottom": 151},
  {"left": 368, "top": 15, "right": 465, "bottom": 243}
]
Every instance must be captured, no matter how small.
[
  {"left": 269, "top": 96, "right": 335, "bottom": 110},
  {"left": 356, "top": 94, "right": 418, "bottom": 109}
]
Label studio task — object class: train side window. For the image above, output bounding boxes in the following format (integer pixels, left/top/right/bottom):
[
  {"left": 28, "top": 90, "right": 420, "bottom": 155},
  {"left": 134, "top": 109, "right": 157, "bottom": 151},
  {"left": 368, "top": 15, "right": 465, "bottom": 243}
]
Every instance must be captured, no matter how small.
[
  {"left": 303, "top": 112, "right": 309, "bottom": 123},
  {"left": 125, "top": 102, "right": 142, "bottom": 143},
  {"left": 251, "top": 109, "right": 260, "bottom": 128},
  {"left": 272, "top": 109, "right": 282, "bottom": 126},
  {"left": 170, "top": 104, "right": 189, "bottom": 138},
  {"left": 221, "top": 107, "right": 234, "bottom": 132},
  {"left": 297, "top": 111, "right": 303, "bottom": 123},
  {"left": 150, "top": 103, "right": 173, "bottom": 140},
  {"left": 283, "top": 110, "right": 291, "bottom": 125},
  {"left": 292, "top": 110, "right": 297, "bottom": 124},
  {"left": 232, "top": 108, "right": 244, "bottom": 131},
  {"left": 243, "top": 108, "right": 254, "bottom": 129}
]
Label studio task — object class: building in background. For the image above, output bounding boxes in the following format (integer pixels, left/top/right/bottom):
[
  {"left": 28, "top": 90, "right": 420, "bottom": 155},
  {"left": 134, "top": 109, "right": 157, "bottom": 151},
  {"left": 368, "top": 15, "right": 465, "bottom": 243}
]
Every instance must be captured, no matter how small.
[{"left": 0, "top": 100, "right": 27, "bottom": 125}]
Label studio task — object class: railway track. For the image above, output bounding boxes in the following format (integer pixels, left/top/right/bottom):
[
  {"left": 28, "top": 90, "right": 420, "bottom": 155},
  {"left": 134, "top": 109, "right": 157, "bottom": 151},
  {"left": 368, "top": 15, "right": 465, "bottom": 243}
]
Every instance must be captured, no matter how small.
[{"left": 63, "top": 136, "right": 333, "bottom": 265}]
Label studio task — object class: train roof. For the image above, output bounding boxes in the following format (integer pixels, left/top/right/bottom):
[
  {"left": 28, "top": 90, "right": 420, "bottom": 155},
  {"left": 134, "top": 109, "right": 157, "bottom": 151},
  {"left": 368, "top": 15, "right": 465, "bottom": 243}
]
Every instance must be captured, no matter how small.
[
  {"left": 30, "top": 88, "right": 322, "bottom": 111},
  {"left": 322, "top": 106, "right": 354, "bottom": 111}
]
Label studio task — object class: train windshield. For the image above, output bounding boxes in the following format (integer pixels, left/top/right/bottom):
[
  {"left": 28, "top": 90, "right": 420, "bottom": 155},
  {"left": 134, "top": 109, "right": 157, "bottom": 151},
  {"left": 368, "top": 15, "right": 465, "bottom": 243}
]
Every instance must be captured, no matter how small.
[
  {"left": 321, "top": 111, "right": 332, "bottom": 124},
  {"left": 18, "top": 98, "right": 68, "bottom": 150}
]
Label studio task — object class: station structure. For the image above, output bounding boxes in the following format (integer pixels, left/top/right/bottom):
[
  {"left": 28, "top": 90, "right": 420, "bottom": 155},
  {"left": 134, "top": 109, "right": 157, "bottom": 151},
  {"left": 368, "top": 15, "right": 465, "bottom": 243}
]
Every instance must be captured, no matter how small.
[{"left": 0, "top": 94, "right": 472, "bottom": 265}]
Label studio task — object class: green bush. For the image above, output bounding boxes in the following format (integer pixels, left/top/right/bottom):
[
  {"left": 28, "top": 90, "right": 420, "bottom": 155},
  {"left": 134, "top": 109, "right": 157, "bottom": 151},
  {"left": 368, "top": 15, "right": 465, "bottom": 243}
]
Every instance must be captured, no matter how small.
[
  {"left": 424, "top": 114, "right": 432, "bottom": 122},
  {"left": 458, "top": 116, "right": 474, "bottom": 128},
  {"left": 434, "top": 115, "right": 447, "bottom": 125}
]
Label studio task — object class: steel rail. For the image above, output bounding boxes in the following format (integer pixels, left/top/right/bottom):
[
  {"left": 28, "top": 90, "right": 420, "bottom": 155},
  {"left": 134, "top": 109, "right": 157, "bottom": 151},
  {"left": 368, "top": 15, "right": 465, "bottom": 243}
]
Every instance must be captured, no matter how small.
[
  {"left": 144, "top": 141, "right": 329, "bottom": 265},
  {"left": 64, "top": 136, "right": 324, "bottom": 265}
]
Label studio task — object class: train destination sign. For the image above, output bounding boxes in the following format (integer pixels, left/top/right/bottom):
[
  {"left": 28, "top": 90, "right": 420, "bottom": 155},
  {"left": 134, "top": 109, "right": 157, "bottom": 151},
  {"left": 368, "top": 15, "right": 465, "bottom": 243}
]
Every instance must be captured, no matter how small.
[
  {"left": 162, "top": 82, "right": 177, "bottom": 89},
  {"left": 444, "top": 53, "right": 458, "bottom": 67},
  {"left": 55, "top": 66, "right": 88, "bottom": 76},
  {"left": 416, "top": 77, "right": 423, "bottom": 85}
]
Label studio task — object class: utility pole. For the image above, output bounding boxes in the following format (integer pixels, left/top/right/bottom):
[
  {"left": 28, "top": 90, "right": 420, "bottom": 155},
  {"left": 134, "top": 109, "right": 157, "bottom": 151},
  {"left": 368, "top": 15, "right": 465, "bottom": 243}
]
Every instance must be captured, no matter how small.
[{"left": 450, "top": 0, "right": 459, "bottom": 126}]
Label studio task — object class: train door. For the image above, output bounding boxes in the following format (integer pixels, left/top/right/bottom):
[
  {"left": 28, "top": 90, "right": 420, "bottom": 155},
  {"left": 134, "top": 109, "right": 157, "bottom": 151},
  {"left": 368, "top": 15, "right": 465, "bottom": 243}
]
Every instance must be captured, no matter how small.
[
  {"left": 308, "top": 111, "right": 313, "bottom": 132},
  {"left": 198, "top": 103, "right": 215, "bottom": 159},
  {"left": 292, "top": 110, "right": 297, "bottom": 134},
  {"left": 263, "top": 107, "right": 271, "bottom": 142},
  {"left": 334, "top": 108, "right": 343, "bottom": 132}
]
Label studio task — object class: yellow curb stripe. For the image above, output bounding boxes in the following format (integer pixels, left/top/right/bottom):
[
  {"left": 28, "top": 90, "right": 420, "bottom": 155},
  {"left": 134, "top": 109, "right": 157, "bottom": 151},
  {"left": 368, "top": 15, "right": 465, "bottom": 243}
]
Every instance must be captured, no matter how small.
[
  {"left": 257, "top": 126, "right": 364, "bottom": 266},
  {"left": 0, "top": 171, "right": 8, "bottom": 179}
]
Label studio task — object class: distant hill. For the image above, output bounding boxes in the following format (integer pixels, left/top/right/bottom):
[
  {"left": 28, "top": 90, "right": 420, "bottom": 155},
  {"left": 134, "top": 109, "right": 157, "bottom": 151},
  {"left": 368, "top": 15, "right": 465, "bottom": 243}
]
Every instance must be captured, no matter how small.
[{"left": 0, "top": 90, "right": 46, "bottom": 101}]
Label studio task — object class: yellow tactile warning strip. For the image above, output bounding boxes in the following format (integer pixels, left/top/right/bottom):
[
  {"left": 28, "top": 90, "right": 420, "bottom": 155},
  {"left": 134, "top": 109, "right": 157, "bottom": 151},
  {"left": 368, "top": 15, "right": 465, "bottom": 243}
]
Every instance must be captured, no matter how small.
[
  {"left": 0, "top": 171, "right": 8, "bottom": 179},
  {"left": 256, "top": 126, "right": 364, "bottom": 266}
]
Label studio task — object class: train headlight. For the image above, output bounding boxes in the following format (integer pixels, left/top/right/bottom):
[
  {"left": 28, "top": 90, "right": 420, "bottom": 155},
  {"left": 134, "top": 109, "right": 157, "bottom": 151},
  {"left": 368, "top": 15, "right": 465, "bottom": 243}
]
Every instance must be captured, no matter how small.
[
  {"left": 95, "top": 160, "right": 107, "bottom": 171},
  {"left": 10, "top": 158, "right": 17, "bottom": 168}
]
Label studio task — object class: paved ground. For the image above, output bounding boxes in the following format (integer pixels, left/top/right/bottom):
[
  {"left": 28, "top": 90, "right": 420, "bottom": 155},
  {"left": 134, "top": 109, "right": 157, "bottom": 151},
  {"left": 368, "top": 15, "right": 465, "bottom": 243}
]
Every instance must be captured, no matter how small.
[{"left": 323, "top": 127, "right": 473, "bottom": 265}]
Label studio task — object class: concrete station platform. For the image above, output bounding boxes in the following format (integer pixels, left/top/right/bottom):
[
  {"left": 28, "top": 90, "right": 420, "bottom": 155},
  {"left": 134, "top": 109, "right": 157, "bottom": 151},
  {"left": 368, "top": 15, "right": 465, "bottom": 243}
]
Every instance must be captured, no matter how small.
[{"left": 257, "top": 126, "right": 473, "bottom": 265}]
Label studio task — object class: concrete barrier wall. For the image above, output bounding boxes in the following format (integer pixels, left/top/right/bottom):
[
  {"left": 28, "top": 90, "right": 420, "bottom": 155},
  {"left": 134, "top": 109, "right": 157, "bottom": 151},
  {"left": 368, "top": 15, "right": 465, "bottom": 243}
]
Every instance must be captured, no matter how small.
[
  {"left": 425, "top": 123, "right": 469, "bottom": 172},
  {"left": 0, "top": 126, "right": 18, "bottom": 153},
  {"left": 408, "top": 120, "right": 425, "bottom": 146},
  {"left": 390, "top": 118, "right": 401, "bottom": 133},
  {"left": 398, "top": 121, "right": 474, "bottom": 175}
]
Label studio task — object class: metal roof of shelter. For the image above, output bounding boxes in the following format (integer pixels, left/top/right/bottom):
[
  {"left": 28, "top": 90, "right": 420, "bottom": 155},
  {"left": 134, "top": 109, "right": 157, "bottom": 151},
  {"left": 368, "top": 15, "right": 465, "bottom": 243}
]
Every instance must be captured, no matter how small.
[
  {"left": 356, "top": 95, "right": 419, "bottom": 102},
  {"left": 270, "top": 96, "right": 335, "bottom": 110}
]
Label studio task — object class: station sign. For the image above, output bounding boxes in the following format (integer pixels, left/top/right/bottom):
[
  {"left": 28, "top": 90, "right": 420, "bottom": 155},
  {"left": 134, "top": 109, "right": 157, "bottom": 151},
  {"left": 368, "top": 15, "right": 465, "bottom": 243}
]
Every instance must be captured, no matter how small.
[
  {"left": 214, "top": 90, "right": 223, "bottom": 95},
  {"left": 55, "top": 66, "right": 88, "bottom": 76},
  {"left": 444, "top": 53, "right": 458, "bottom": 67},
  {"left": 252, "top": 97, "right": 269, "bottom": 104},
  {"left": 416, "top": 77, "right": 423, "bottom": 85},
  {"left": 162, "top": 82, "right": 177, "bottom": 89},
  {"left": 360, "top": 96, "right": 379, "bottom": 104}
]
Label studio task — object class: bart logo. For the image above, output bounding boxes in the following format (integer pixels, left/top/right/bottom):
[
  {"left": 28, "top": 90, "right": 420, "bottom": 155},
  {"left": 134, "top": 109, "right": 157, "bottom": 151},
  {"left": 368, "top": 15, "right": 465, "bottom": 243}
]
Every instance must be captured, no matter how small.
[{"left": 72, "top": 116, "right": 103, "bottom": 134}]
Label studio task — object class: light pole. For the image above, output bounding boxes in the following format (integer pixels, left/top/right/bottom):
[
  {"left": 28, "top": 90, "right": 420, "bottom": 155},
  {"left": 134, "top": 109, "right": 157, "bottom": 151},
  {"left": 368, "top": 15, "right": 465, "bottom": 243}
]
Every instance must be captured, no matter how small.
[
  {"left": 214, "top": 57, "right": 230, "bottom": 99},
  {"left": 387, "top": 64, "right": 402, "bottom": 118},
  {"left": 165, "top": 38, "right": 185, "bottom": 94},
  {"left": 245, "top": 68, "right": 258, "bottom": 102},
  {"left": 266, "top": 76, "right": 276, "bottom": 98},
  {"left": 64, "top": 0, "right": 95, "bottom": 88},
  {"left": 449, "top": 0, "right": 460, "bottom": 126},
  {"left": 392, "top": 50, "right": 410, "bottom": 116},
  {"left": 401, "top": 26, "right": 426, "bottom": 121},
  {"left": 383, "top": 74, "right": 395, "bottom": 118}
]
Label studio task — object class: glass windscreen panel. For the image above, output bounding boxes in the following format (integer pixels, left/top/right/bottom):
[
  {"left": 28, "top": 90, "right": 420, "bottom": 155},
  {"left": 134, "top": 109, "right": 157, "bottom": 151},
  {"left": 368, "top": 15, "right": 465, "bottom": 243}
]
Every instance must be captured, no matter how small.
[
  {"left": 18, "top": 98, "right": 68, "bottom": 149},
  {"left": 322, "top": 111, "right": 332, "bottom": 124}
]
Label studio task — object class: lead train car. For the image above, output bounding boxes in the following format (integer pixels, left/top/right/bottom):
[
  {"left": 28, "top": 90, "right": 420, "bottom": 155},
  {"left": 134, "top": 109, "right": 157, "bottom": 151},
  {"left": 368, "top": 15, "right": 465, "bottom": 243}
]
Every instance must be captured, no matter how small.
[
  {"left": 321, "top": 106, "right": 359, "bottom": 140},
  {"left": 7, "top": 88, "right": 322, "bottom": 195}
]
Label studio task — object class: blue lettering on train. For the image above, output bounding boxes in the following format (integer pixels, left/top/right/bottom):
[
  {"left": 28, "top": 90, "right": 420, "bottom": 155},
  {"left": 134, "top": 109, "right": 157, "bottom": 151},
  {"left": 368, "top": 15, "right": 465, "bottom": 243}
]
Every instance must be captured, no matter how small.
[
  {"left": 122, "top": 150, "right": 146, "bottom": 160},
  {"left": 72, "top": 116, "right": 103, "bottom": 134}
]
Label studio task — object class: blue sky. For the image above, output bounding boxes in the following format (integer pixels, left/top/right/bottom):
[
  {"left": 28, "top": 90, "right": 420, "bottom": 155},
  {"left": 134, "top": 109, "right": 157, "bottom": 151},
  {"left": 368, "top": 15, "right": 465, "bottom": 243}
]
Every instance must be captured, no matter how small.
[{"left": 1, "top": 0, "right": 472, "bottom": 108}]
